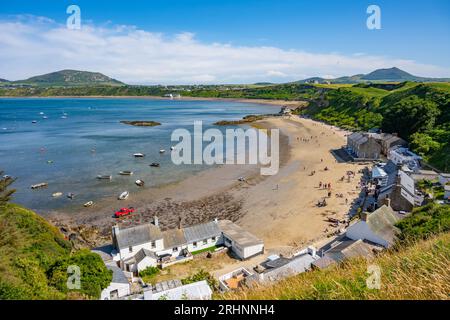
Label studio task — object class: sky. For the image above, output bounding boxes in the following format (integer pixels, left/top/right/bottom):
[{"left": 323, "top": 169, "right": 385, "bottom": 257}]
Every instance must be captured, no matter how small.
[{"left": 1, "top": 0, "right": 449, "bottom": 84}]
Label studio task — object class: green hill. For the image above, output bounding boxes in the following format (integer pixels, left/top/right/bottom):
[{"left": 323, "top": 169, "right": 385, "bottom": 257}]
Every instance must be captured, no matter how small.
[
  {"left": 13, "top": 69, "right": 124, "bottom": 87},
  {"left": 0, "top": 203, "right": 111, "bottom": 299},
  {"left": 296, "top": 67, "right": 450, "bottom": 84}
]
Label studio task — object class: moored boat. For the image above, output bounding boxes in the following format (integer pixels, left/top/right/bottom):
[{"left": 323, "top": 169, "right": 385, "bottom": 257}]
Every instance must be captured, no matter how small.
[
  {"left": 159, "top": 149, "right": 165, "bottom": 153},
  {"left": 119, "top": 171, "right": 133, "bottom": 176},
  {"left": 52, "top": 192, "right": 63, "bottom": 198},
  {"left": 149, "top": 163, "right": 160, "bottom": 167},
  {"left": 67, "top": 192, "right": 75, "bottom": 199},
  {"left": 84, "top": 201, "right": 94, "bottom": 207},
  {"left": 133, "top": 153, "right": 145, "bottom": 158},
  {"left": 31, "top": 182, "right": 48, "bottom": 189},
  {"left": 170, "top": 146, "right": 175, "bottom": 151},
  {"left": 135, "top": 179, "right": 145, "bottom": 187},
  {"left": 118, "top": 191, "right": 129, "bottom": 200},
  {"left": 97, "top": 175, "right": 112, "bottom": 180}
]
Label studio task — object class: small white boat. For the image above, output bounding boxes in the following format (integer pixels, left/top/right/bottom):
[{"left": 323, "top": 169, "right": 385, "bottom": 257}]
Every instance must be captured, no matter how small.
[
  {"left": 97, "top": 175, "right": 112, "bottom": 180},
  {"left": 42, "top": 116, "right": 48, "bottom": 119},
  {"left": 170, "top": 146, "right": 176, "bottom": 151},
  {"left": 119, "top": 171, "right": 133, "bottom": 176},
  {"left": 39, "top": 112, "right": 44, "bottom": 115},
  {"left": 31, "top": 182, "right": 48, "bottom": 189},
  {"left": 32, "top": 120, "right": 37, "bottom": 124},
  {"left": 118, "top": 191, "right": 129, "bottom": 200},
  {"left": 52, "top": 192, "right": 63, "bottom": 198},
  {"left": 135, "top": 179, "right": 145, "bottom": 187},
  {"left": 133, "top": 153, "right": 145, "bottom": 158},
  {"left": 159, "top": 149, "right": 166, "bottom": 153},
  {"left": 61, "top": 116, "right": 67, "bottom": 119},
  {"left": 67, "top": 193, "right": 75, "bottom": 199},
  {"left": 84, "top": 201, "right": 94, "bottom": 207}
]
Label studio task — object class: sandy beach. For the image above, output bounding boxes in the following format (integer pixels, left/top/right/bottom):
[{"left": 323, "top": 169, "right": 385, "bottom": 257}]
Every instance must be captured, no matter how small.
[{"left": 48, "top": 114, "right": 364, "bottom": 257}]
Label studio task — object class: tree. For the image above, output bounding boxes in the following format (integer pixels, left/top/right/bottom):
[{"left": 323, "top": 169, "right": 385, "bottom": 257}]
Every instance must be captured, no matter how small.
[
  {"left": 0, "top": 171, "right": 16, "bottom": 206},
  {"left": 409, "top": 132, "right": 440, "bottom": 157},
  {"left": 381, "top": 96, "right": 440, "bottom": 139}
]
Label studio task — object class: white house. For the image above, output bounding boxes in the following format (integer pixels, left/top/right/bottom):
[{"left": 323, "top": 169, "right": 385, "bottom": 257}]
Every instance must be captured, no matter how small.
[
  {"left": 143, "top": 280, "right": 212, "bottom": 300},
  {"left": 112, "top": 218, "right": 264, "bottom": 273},
  {"left": 388, "top": 147, "right": 421, "bottom": 171},
  {"left": 218, "top": 220, "right": 264, "bottom": 260},
  {"left": 100, "top": 263, "right": 131, "bottom": 300},
  {"left": 346, "top": 205, "right": 401, "bottom": 248}
]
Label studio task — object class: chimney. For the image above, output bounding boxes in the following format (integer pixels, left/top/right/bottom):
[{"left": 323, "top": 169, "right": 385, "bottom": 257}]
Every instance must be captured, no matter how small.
[
  {"left": 178, "top": 216, "right": 182, "bottom": 230},
  {"left": 153, "top": 216, "right": 159, "bottom": 227},
  {"left": 360, "top": 211, "right": 368, "bottom": 221},
  {"left": 383, "top": 197, "right": 391, "bottom": 208}
]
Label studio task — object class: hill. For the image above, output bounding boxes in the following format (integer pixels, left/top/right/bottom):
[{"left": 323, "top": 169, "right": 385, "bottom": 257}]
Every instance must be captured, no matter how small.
[
  {"left": 0, "top": 202, "right": 111, "bottom": 299},
  {"left": 297, "top": 67, "right": 450, "bottom": 84},
  {"left": 222, "top": 231, "right": 450, "bottom": 300},
  {"left": 12, "top": 69, "right": 124, "bottom": 87}
]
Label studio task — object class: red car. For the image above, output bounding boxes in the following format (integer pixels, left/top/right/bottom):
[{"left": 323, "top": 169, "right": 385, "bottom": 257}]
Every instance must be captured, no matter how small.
[{"left": 115, "top": 207, "right": 135, "bottom": 218}]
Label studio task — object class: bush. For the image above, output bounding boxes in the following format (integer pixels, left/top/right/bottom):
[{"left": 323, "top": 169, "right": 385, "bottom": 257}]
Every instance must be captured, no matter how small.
[
  {"left": 139, "top": 266, "right": 160, "bottom": 277},
  {"left": 182, "top": 269, "right": 217, "bottom": 289},
  {"left": 396, "top": 203, "right": 450, "bottom": 243},
  {"left": 47, "top": 249, "right": 112, "bottom": 299}
]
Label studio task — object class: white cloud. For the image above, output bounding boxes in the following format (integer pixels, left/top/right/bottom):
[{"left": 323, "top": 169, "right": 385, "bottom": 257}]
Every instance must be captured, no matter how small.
[{"left": 0, "top": 16, "right": 449, "bottom": 84}]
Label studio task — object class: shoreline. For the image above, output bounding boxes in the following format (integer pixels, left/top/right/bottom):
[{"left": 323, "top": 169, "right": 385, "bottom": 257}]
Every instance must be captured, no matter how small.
[{"left": 0, "top": 95, "right": 306, "bottom": 108}]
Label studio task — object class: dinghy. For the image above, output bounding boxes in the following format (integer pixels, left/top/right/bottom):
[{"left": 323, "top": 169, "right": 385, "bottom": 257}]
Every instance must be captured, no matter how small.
[
  {"left": 97, "top": 175, "right": 112, "bottom": 180},
  {"left": 84, "top": 201, "right": 94, "bottom": 207},
  {"left": 119, "top": 171, "right": 133, "bottom": 176},
  {"left": 118, "top": 191, "right": 129, "bottom": 200},
  {"left": 135, "top": 179, "right": 145, "bottom": 187},
  {"left": 133, "top": 153, "right": 145, "bottom": 158},
  {"left": 52, "top": 192, "right": 63, "bottom": 198},
  {"left": 159, "top": 149, "right": 166, "bottom": 153},
  {"left": 67, "top": 193, "right": 75, "bottom": 199},
  {"left": 149, "top": 163, "right": 160, "bottom": 167},
  {"left": 31, "top": 182, "right": 48, "bottom": 189}
]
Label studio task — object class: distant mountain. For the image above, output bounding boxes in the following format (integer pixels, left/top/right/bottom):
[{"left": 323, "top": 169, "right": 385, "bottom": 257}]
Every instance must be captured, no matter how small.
[
  {"left": 13, "top": 70, "right": 124, "bottom": 87},
  {"left": 296, "top": 67, "right": 450, "bottom": 84},
  {"left": 0, "top": 78, "right": 9, "bottom": 83}
]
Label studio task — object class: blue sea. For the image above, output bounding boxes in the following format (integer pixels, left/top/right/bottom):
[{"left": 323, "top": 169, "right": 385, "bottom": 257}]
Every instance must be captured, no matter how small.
[{"left": 0, "top": 98, "right": 276, "bottom": 211}]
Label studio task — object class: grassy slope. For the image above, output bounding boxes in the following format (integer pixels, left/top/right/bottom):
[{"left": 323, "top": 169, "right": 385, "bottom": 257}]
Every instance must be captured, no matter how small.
[
  {"left": 221, "top": 232, "right": 450, "bottom": 300},
  {"left": 0, "top": 203, "right": 71, "bottom": 299},
  {"left": 0, "top": 203, "right": 112, "bottom": 299}
]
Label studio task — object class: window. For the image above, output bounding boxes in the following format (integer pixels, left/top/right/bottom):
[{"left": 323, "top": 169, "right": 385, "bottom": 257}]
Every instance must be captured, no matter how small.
[
  {"left": 129, "top": 246, "right": 133, "bottom": 253},
  {"left": 203, "top": 239, "right": 208, "bottom": 245},
  {"left": 193, "top": 242, "right": 197, "bottom": 248},
  {"left": 151, "top": 241, "right": 156, "bottom": 249},
  {"left": 212, "top": 236, "right": 216, "bottom": 242},
  {"left": 173, "top": 247, "right": 178, "bottom": 252}
]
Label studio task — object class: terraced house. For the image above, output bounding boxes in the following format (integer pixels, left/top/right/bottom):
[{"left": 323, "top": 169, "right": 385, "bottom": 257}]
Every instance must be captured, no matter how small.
[{"left": 111, "top": 218, "right": 264, "bottom": 273}]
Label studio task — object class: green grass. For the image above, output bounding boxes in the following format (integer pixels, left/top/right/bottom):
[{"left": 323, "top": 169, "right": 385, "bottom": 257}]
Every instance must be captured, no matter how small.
[{"left": 191, "top": 245, "right": 220, "bottom": 255}]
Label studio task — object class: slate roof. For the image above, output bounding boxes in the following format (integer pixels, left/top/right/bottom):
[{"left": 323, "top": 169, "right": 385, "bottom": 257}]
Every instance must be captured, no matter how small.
[
  {"left": 312, "top": 239, "right": 379, "bottom": 269},
  {"left": 183, "top": 221, "right": 221, "bottom": 244},
  {"left": 114, "top": 223, "right": 163, "bottom": 250},
  {"left": 163, "top": 228, "right": 187, "bottom": 248},
  {"left": 366, "top": 205, "right": 401, "bottom": 246}
]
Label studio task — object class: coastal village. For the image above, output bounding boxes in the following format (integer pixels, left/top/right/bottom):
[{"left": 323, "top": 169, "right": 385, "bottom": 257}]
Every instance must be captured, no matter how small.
[{"left": 91, "top": 110, "right": 450, "bottom": 300}]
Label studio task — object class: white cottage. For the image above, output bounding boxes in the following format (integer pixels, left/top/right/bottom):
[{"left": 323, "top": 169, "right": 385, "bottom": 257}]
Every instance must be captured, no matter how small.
[
  {"left": 112, "top": 218, "right": 264, "bottom": 273},
  {"left": 346, "top": 205, "right": 401, "bottom": 248}
]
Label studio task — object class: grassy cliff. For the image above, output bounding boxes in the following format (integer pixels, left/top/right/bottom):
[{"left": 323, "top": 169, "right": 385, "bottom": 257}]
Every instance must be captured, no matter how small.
[{"left": 0, "top": 203, "right": 111, "bottom": 299}]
